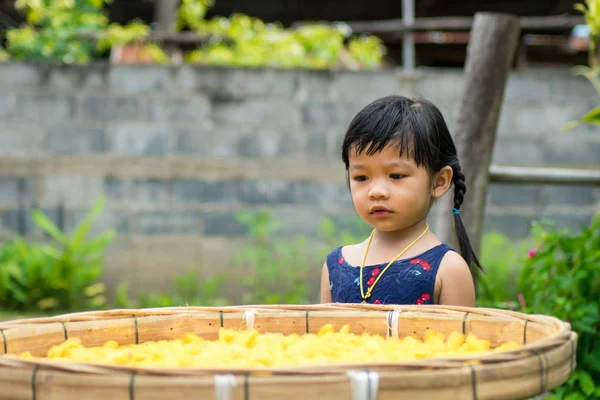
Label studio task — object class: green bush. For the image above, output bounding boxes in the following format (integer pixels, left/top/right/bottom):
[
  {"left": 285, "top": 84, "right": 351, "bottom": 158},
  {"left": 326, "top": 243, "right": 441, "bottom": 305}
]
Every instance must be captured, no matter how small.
[
  {"left": 5, "top": 0, "right": 386, "bottom": 69},
  {"left": 0, "top": 196, "right": 114, "bottom": 312},
  {"left": 519, "top": 213, "right": 600, "bottom": 399},
  {"left": 230, "top": 211, "right": 315, "bottom": 304},
  {"left": 6, "top": 0, "right": 163, "bottom": 64},
  {"left": 230, "top": 211, "right": 369, "bottom": 305},
  {"left": 476, "top": 232, "right": 537, "bottom": 309},
  {"left": 113, "top": 271, "right": 229, "bottom": 308},
  {"left": 110, "top": 212, "right": 368, "bottom": 308}
]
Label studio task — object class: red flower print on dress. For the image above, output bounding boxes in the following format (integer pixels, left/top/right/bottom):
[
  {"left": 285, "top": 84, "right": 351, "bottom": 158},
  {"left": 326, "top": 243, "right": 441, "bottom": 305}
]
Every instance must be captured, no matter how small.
[
  {"left": 374, "top": 300, "right": 381, "bottom": 305},
  {"left": 367, "top": 277, "right": 376, "bottom": 286},
  {"left": 338, "top": 258, "right": 344, "bottom": 265},
  {"left": 416, "top": 293, "right": 431, "bottom": 305},
  {"left": 371, "top": 267, "right": 380, "bottom": 276},
  {"left": 410, "top": 258, "right": 431, "bottom": 271}
]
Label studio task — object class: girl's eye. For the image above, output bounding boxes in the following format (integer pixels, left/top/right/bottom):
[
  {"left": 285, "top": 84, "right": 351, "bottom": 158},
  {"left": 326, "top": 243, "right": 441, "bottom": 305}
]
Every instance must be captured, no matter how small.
[
  {"left": 390, "top": 173, "right": 404, "bottom": 180},
  {"left": 353, "top": 175, "right": 368, "bottom": 182}
]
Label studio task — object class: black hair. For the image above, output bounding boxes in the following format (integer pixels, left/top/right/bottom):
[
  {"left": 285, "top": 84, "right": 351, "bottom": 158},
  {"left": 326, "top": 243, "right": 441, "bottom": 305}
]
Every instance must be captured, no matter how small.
[{"left": 341, "top": 95, "right": 482, "bottom": 271}]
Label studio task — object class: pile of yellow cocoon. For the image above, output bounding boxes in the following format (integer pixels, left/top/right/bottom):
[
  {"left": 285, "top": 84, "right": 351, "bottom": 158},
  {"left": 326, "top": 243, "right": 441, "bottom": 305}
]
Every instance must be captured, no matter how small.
[{"left": 16, "top": 324, "right": 521, "bottom": 368}]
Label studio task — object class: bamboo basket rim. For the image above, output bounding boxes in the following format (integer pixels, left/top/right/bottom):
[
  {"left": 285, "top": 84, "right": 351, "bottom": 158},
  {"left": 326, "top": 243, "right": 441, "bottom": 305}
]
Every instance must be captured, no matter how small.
[{"left": 0, "top": 304, "right": 574, "bottom": 377}]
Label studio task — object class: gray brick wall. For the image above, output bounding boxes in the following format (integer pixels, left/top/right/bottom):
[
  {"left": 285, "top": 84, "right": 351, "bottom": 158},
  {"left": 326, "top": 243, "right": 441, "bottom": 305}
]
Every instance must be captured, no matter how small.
[{"left": 0, "top": 62, "right": 598, "bottom": 293}]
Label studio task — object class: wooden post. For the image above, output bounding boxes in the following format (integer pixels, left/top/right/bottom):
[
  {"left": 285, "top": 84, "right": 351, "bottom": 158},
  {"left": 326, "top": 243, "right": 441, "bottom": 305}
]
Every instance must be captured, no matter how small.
[
  {"left": 434, "top": 13, "right": 521, "bottom": 262},
  {"left": 402, "top": 0, "right": 416, "bottom": 70},
  {"left": 154, "top": 0, "right": 179, "bottom": 54},
  {"left": 155, "top": 0, "right": 178, "bottom": 31}
]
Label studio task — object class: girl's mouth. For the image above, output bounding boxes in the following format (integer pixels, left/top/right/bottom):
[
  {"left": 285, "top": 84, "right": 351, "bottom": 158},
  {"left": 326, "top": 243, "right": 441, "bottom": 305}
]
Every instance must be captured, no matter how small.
[{"left": 370, "top": 206, "right": 393, "bottom": 217}]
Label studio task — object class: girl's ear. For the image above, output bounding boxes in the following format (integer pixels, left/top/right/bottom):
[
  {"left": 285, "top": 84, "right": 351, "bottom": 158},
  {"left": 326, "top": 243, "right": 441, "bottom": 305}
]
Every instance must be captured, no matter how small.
[{"left": 432, "top": 166, "right": 453, "bottom": 199}]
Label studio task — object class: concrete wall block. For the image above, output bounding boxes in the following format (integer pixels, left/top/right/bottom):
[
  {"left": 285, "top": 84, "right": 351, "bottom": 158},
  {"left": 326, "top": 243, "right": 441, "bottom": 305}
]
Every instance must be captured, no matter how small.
[
  {"left": 105, "top": 177, "right": 171, "bottom": 206},
  {"left": 45, "top": 125, "right": 105, "bottom": 154},
  {"left": 511, "top": 101, "right": 594, "bottom": 137},
  {"left": 172, "top": 179, "right": 237, "bottom": 204},
  {"left": 504, "top": 72, "right": 551, "bottom": 102},
  {"left": 483, "top": 214, "right": 533, "bottom": 238},
  {"left": 238, "top": 180, "right": 296, "bottom": 204},
  {"left": 147, "top": 95, "right": 210, "bottom": 122},
  {"left": 0, "top": 209, "right": 27, "bottom": 236},
  {"left": 212, "top": 97, "right": 301, "bottom": 128},
  {"left": 534, "top": 212, "right": 596, "bottom": 233},
  {"left": 81, "top": 96, "right": 142, "bottom": 121},
  {"left": 0, "top": 63, "right": 40, "bottom": 87},
  {"left": 433, "top": 102, "right": 457, "bottom": 131},
  {"left": 105, "top": 122, "right": 170, "bottom": 155},
  {"left": 486, "top": 183, "right": 542, "bottom": 206},
  {"left": 15, "top": 94, "right": 76, "bottom": 121},
  {"left": 302, "top": 102, "right": 363, "bottom": 128},
  {"left": 0, "top": 177, "right": 35, "bottom": 204},
  {"left": 270, "top": 207, "right": 329, "bottom": 237},
  {"left": 135, "top": 211, "right": 201, "bottom": 235},
  {"left": 41, "top": 175, "right": 104, "bottom": 208},
  {"left": 41, "top": 64, "right": 108, "bottom": 92},
  {"left": 540, "top": 185, "right": 597, "bottom": 207},
  {"left": 67, "top": 208, "right": 130, "bottom": 236},
  {"left": 0, "top": 91, "right": 15, "bottom": 119},
  {"left": 0, "top": 122, "right": 45, "bottom": 154},
  {"left": 127, "top": 237, "right": 202, "bottom": 292},
  {"left": 108, "top": 66, "right": 173, "bottom": 94},
  {"left": 238, "top": 130, "right": 303, "bottom": 157},
  {"left": 296, "top": 70, "right": 336, "bottom": 101},
  {"left": 415, "top": 69, "right": 464, "bottom": 103},
  {"left": 307, "top": 128, "right": 330, "bottom": 158},
  {"left": 175, "top": 125, "right": 243, "bottom": 157},
  {"left": 547, "top": 70, "right": 599, "bottom": 101},
  {"left": 396, "top": 72, "right": 419, "bottom": 97},
  {"left": 295, "top": 181, "right": 353, "bottom": 209},
  {"left": 332, "top": 70, "right": 399, "bottom": 103},
  {"left": 330, "top": 128, "right": 348, "bottom": 159},
  {"left": 496, "top": 102, "right": 516, "bottom": 135},
  {"left": 177, "top": 66, "right": 298, "bottom": 97},
  {"left": 202, "top": 211, "right": 248, "bottom": 236},
  {"left": 0, "top": 208, "right": 61, "bottom": 236},
  {"left": 491, "top": 137, "right": 545, "bottom": 166},
  {"left": 542, "top": 136, "right": 600, "bottom": 167}
]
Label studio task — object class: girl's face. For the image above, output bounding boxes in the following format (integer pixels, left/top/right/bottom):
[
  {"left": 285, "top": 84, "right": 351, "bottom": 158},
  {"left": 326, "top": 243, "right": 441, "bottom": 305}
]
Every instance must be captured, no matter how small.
[{"left": 347, "top": 144, "right": 441, "bottom": 233}]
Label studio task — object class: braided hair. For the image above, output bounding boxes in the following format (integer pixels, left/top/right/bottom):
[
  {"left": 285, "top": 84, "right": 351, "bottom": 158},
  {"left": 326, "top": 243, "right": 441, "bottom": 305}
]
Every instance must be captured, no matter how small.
[
  {"left": 450, "top": 166, "right": 482, "bottom": 270},
  {"left": 341, "top": 95, "right": 483, "bottom": 271}
]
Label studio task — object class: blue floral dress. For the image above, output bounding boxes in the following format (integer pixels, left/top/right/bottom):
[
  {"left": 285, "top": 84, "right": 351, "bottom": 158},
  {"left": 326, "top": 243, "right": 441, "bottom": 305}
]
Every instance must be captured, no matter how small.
[{"left": 325, "top": 244, "right": 452, "bottom": 305}]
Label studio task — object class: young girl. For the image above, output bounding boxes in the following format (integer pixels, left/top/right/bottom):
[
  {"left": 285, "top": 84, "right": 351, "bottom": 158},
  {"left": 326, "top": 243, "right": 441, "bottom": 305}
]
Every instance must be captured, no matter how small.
[{"left": 321, "top": 95, "right": 480, "bottom": 307}]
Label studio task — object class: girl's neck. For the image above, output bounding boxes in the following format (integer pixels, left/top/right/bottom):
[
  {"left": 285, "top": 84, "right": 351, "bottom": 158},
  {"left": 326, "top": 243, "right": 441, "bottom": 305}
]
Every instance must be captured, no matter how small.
[{"left": 371, "top": 220, "right": 430, "bottom": 250}]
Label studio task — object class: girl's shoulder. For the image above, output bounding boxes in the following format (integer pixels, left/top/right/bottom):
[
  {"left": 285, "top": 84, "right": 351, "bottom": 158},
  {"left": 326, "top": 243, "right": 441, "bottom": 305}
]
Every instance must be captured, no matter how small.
[
  {"left": 325, "top": 243, "right": 361, "bottom": 268},
  {"left": 438, "top": 248, "right": 471, "bottom": 275}
]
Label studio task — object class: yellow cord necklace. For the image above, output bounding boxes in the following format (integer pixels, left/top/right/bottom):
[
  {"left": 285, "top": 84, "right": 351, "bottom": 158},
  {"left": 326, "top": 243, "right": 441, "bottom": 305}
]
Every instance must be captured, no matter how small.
[{"left": 359, "top": 223, "right": 430, "bottom": 303}]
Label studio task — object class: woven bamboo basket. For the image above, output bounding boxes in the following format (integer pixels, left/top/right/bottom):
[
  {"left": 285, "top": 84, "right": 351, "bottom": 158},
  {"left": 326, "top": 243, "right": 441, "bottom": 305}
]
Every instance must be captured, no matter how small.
[{"left": 0, "top": 304, "right": 576, "bottom": 400}]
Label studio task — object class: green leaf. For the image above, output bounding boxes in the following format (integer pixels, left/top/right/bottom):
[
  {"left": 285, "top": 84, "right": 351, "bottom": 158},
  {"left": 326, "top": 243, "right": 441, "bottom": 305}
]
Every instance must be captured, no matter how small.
[
  {"left": 70, "top": 195, "right": 106, "bottom": 249},
  {"left": 32, "top": 209, "right": 68, "bottom": 244},
  {"left": 580, "top": 106, "right": 600, "bottom": 123},
  {"left": 36, "top": 297, "right": 59, "bottom": 310},
  {"left": 564, "top": 393, "right": 586, "bottom": 400},
  {"left": 578, "top": 371, "right": 595, "bottom": 396},
  {"left": 78, "top": 230, "right": 115, "bottom": 255},
  {"left": 5, "top": 279, "right": 29, "bottom": 304},
  {"left": 562, "top": 120, "right": 580, "bottom": 132},
  {"left": 6, "top": 263, "right": 28, "bottom": 287}
]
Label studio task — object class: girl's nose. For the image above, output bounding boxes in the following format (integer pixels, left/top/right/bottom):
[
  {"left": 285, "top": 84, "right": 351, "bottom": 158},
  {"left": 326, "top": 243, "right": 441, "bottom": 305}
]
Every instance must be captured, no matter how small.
[{"left": 368, "top": 184, "right": 390, "bottom": 200}]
